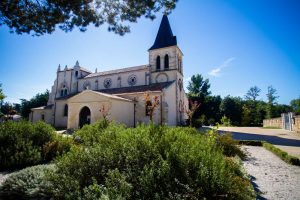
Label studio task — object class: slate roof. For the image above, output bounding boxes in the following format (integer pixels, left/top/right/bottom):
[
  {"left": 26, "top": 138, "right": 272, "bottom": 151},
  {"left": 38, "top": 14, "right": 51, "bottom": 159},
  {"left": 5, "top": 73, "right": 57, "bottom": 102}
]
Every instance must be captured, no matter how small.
[
  {"left": 84, "top": 65, "right": 148, "bottom": 78},
  {"left": 149, "top": 15, "right": 177, "bottom": 50},
  {"left": 55, "top": 81, "right": 174, "bottom": 100},
  {"left": 98, "top": 81, "right": 174, "bottom": 94}
]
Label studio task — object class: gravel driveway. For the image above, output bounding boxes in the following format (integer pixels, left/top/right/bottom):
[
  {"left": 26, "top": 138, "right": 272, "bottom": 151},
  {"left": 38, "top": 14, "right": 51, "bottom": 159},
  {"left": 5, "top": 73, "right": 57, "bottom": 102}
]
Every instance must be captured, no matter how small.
[{"left": 242, "top": 146, "right": 300, "bottom": 200}]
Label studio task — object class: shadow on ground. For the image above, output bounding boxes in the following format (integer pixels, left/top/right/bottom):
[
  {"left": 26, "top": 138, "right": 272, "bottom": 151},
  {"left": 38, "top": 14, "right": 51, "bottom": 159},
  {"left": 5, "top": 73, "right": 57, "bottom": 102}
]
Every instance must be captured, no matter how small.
[
  {"left": 220, "top": 130, "right": 300, "bottom": 147},
  {"left": 249, "top": 175, "right": 267, "bottom": 200}
]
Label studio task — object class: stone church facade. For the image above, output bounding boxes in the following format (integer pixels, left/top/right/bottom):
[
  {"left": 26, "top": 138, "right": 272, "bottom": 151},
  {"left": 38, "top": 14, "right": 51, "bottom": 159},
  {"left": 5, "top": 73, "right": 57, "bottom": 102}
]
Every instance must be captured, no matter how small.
[{"left": 30, "top": 15, "right": 188, "bottom": 129}]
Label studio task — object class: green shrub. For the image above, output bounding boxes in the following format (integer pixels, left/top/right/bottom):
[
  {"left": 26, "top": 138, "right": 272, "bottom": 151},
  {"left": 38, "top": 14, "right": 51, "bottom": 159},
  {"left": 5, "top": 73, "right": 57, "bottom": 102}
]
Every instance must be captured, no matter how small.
[
  {"left": 216, "top": 133, "right": 246, "bottom": 159},
  {"left": 263, "top": 142, "right": 300, "bottom": 166},
  {"left": 192, "top": 114, "right": 206, "bottom": 128},
  {"left": 220, "top": 115, "right": 232, "bottom": 127},
  {"left": 238, "top": 140, "right": 300, "bottom": 166},
  {"left": 0, "top": 120, "right": 69, "bottom": 170},
  {"left": 47, "top": 122, "right": 255, "bottom": 199},
  {"left": 74, "top": 119, "right": 112, "bottom": 146},
  {"left": 0, "top": 164, "right": 54, "bottom": 200},
  {"left": 42, "top": 134, "right": 73, "bottom": 162}
]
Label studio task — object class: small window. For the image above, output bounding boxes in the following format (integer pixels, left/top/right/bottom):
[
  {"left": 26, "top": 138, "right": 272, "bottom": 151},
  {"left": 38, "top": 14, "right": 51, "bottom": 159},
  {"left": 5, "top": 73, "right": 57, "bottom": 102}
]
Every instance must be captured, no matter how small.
[
  {"left": 64, "top": 104, "right": 68, "bottom": 117},
  {"left": 145, "top": 101, "right": 152, "bottom": 116},
  {"left": 156, "top": 56, "right": 161, "bottom": 70},
  {"left": 75, "top": 71, "right": 78, "bottom": 77},
  {"left": 60, "top": 90, "right": 64, "bottom": 97},
  {"left": 164, "top": 54, "right": 169, "bottom": 69},
  {"left": 95, "top": 80, "right": 99, "bottom": 90},
  {"left": 64, "top": 89, "right": 68, "bottom": 96},
  {"left": 41, "top": 114, "right": 45, "bottom": 121}
]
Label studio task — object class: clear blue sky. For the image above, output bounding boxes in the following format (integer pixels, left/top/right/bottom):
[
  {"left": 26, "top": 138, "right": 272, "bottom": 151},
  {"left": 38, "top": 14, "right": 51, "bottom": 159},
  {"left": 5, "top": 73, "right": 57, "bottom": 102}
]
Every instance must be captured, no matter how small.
[{"left": 0, "top": 0, "right": 299, "bottom": 105}]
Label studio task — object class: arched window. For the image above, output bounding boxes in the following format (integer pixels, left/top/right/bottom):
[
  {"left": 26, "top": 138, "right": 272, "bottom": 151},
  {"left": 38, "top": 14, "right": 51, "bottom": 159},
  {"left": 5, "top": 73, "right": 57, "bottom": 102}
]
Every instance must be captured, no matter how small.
[
  {"left": 95, "top": 79, "right": 99, "bottom": 90},
  {"left": 75, "top": 71, "right": 78, "bottom": 77},
  {"left": 156, "top": 56, "right": 161, "bottom": 70},
  {"left": 64, "top": 104, "right": 68, "bottom": 117},
  {"left": 145, "top": 101, "right": 152, "bottom": 116},
  {"left": 60, "top": 90, "right": 64, "bottom": 97},
  {"left": 64, "top": 88, "right": 68, "bottom": 96},
  {"left": 164, "top": 54, "right": 169, "bottom": 69}
]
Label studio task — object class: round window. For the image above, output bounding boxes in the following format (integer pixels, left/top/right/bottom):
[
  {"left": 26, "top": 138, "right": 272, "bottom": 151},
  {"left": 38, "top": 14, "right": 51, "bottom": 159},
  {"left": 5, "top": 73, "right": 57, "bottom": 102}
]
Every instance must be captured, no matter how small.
[
  {"left": 128, "top": 75, "right": 137, "bottom": 86},
  {"left": 103, "top": 78, "right": 112, "bottom": 88}
]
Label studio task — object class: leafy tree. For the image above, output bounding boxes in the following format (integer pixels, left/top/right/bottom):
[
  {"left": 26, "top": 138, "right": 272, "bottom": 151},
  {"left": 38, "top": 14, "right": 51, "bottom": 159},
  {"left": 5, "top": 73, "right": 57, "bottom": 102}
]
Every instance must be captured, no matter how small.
[
  {"left": 290, "top": 97, "right": 300, "bottom": 115},
  {"left": 241, "top": 104, "right": 251, "bottom": 126},
  {"left": 274, "top": 104, "right": 292, "bottom": 116},
  {"left": 245, "top": 86, "right": 261, "bottom": 101},
  {"left": 220, "top": 96, "right": 243, "bottom": 126},
  {"left": 13, "top": 103, "right": 21, "bottom": 113},
  {"left": 0, "top": 0, "right": 178, "bottom": 36},
  {"left": 0, "top": 102, "right": 17, "bottom": 115},
  {"left": 187, "top": 74, "right": 211, "bottom": 99},
  {"left": 20, "top": 90, "right": 49, "bottom": 119},
  {"left": 187, "top": 74, "right": 212, "bottom": 125},
  {"left": 202, "top": 95, "right": 222, "bottom": 125},
  {"left": 241, "top": 86, "right": 262, "bottom": 126},
  {"left": 266, "top": 85, "right": 279, "bottom": 119},
  {"left": 255, "top": 100, "right": 267, "bottom": 125},
  {"left": 0, "top": 83, "right": 5, "bottom": 101},
  {"left": 0, "top": 83, "right": 5, "bottom": 117}
]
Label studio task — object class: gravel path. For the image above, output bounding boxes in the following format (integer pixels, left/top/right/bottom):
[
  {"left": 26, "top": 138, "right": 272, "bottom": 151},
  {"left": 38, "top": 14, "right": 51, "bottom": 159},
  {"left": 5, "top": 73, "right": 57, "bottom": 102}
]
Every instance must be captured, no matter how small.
[{"left": 242, "top": 146, "right": 300, "bottom": 200}]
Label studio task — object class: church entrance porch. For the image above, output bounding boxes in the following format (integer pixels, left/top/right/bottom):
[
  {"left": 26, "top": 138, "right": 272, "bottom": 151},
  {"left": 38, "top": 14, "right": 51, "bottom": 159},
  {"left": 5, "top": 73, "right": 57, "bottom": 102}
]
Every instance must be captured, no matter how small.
[
  {"left": 79, "top": 106, "right": 91, "bottom": 128},
  {"left": 67, "top": 90, "right": 134, "bottom": 129}
]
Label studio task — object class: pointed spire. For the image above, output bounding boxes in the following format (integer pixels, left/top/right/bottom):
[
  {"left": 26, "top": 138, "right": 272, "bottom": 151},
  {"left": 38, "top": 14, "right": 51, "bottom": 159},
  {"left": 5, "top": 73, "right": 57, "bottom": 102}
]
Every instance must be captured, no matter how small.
[
  {"left": 75, "top": 60, "right": 79, "bottom": 67},
  {"left": 95, "top": 68, "right": 98, "bottom": 73},
  {"left": 149, "top": 15, "right": 177, "bottom": 50},
  {"left": 57, "top": 64, "right": 61, "bottom": 72},
  {"left": 64, "top": 65, "right": 68, "bottom": 70}
]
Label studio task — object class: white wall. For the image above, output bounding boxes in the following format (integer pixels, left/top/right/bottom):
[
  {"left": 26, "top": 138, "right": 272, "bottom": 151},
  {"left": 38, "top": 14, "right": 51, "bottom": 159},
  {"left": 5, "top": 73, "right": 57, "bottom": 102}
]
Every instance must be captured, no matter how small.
[
  {"left": 54, "top": 100, "right": 68, "bottom": 128},
  {"left": 78, "top": 68, "right": 149, "bottom": 92},
  {"left": 111, "top": 101, "right": 134, "bottom": 127},
  {"left": 163, "top": 82, "right": 177, "bottom": 126},
  {"left": 31, "top": 109, "right": 52, "bottom": 124}
]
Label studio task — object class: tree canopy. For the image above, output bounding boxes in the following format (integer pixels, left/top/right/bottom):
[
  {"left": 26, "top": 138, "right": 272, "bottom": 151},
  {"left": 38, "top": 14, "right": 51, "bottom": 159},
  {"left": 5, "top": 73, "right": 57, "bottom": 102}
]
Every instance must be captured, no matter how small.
[
  {"left": 266, "top": 85, "right": 279, "bottom": 119},
  {"left": 0, "top": 83, "right": 5, "bottom": 101},
  {"left": 187, "top": 74, "right": 211, "bottom": 99},
  {"left": 290, "top": 97, "right": 300, "bottom": 115},
  {"left": 245, "top": 86, "right": 261, "bottom": 101},
  {"left": 0, "top": 0, "right": 178, "bottom": 36},
  {"left": 20, "top": 90, "right": 49, "bottom": 119}
]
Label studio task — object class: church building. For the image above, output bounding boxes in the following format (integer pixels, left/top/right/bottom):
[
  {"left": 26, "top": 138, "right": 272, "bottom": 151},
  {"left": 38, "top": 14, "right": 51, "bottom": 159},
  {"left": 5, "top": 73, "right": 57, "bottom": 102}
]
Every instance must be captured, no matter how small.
[{"left": 30, "top": 15, "right": 188, "bottom": 129}]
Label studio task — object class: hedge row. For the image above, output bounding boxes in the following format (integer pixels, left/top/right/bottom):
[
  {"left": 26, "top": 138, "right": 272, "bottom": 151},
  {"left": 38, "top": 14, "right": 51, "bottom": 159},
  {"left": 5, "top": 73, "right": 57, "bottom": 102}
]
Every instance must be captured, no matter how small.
[{"left": 238, "top": 140, "right": 300, "bottom": 166}]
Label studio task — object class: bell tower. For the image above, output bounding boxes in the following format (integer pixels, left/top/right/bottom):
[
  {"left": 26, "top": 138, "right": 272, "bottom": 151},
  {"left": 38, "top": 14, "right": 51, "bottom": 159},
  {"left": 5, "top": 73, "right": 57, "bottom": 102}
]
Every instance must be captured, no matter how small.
[
  {"left": 149, "top": 15, "right": 183, "bottom": 84},
  {"left": 149, "top": 15, "right": 186, "bottom": 125}
]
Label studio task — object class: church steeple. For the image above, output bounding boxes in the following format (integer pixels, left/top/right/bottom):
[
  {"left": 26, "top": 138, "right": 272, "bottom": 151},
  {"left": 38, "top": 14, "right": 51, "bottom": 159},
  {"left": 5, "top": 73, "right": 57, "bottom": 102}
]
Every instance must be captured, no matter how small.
[{"left": 149, "top": 15, "right": 177, "bottom": 50}]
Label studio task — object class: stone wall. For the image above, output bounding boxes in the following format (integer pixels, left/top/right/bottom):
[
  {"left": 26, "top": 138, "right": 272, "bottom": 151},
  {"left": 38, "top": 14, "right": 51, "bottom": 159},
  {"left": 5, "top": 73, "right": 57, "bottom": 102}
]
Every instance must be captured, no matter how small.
[
  {"left": 263, "top": 117, "right": 282, "bottom": 128},
  {"left": 293, "top": 116, "right": 300, "bottom": 133},
  {"left": 263, "top": 115, "right": 300, "bottom": 133}
]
